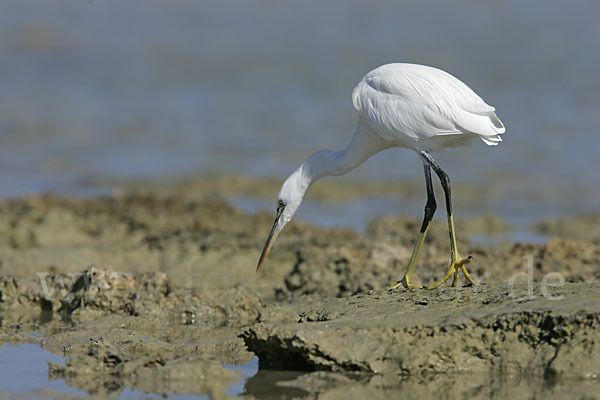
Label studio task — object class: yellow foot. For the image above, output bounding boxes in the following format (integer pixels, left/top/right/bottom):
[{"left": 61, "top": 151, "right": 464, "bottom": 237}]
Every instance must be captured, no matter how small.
[
  {"left": 388, "top": 278, "right": 424, "bottom": 290},
  {"left": 427, "top": 256, "right": 475, "bottom": 290}
]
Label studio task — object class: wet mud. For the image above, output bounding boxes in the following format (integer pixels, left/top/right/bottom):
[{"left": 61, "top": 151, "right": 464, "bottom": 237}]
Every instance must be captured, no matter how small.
[
  {"left": 0, "top": 187, "right": 599, "bottom": 398},
  {"left": 244, "top": 283, "right": 600, "bottom": 377}
]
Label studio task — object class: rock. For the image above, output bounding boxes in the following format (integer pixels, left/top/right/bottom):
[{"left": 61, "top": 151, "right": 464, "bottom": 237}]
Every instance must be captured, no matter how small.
[
  {"left": 1, "top": 266, "right": 263, "bottom": 328},
  {"left": 1, "top": 267, "right": 264, "bottom": 396},
  {"left": 242, "top": 283, "right": 600, "bottom": 379},
  {"left": 2, "top": 190, "right": 600, "bottom": 398},
  {"left": 48, "top": 330, "right": 241, "bottom": 398}
]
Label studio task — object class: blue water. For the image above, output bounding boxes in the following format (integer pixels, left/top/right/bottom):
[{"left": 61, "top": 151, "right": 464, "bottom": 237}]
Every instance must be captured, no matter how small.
[
  {"left": 0, "top": 344, "right": 86, "bottom": 397},
  {"left": 0, "top": 343, "right": 258, "bottom": 399},
  {"left": 224, "top": 357, "right": 259, "bottom": 397},
  {"left": 0, "top": 0, "right": 599, "bottom": 225}
]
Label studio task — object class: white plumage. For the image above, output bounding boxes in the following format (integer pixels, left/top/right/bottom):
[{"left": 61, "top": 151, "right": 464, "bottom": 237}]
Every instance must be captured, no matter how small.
[
  {"left": 257, "top": 63, "right": 505, "bottom": 289},
  {"left": 352, "top": 63, "right": 505, "bottom": 149}
]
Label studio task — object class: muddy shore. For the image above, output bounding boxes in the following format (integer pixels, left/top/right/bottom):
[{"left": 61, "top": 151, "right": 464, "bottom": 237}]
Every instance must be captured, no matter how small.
[{"left": 0, "top": 183, "right": 599, "bottom": 398}]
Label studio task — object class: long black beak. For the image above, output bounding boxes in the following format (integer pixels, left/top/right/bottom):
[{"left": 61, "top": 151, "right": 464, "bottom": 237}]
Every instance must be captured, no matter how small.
[{"left": 256, "top": 207, "right": 284, "bottom": 272}]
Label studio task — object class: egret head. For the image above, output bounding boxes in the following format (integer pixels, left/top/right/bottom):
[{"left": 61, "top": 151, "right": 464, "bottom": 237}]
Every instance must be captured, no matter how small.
[{"left": 256, "top": 167, "right": 308, "bottom": 271}]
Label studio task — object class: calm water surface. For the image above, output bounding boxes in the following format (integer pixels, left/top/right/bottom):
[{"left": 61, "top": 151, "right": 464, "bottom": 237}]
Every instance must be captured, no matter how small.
[
  {"left": 0, "top": 343, "right": 257, "bottom": 399},
  {"left": 1, "top": 1, "right": 599, "bottom": 224},
  {"left": 1, "top": 3, "right": 598, "bottom": 396}
]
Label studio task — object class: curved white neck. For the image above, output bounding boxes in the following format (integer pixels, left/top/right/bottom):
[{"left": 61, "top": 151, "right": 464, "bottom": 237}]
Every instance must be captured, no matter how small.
[
  {"left": 277, "top": 121, "right": 389, "bottom": 225},
  {"left": 301, "top": 121, "right": 388, "bottom": 184}
]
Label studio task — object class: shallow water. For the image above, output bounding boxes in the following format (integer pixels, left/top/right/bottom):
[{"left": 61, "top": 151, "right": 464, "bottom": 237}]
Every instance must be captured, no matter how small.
[
  {"left": 0, "top": 344, "right": 86, "bottom": 398},
  {"left": 0, "top": 343, "right": 258, "bottom": 399},
  {"left": 1, "top": 0, "right": 599, "bottom": 225},
  {"left": 5, "top": 343, "right": 596, "bottom": 399}
]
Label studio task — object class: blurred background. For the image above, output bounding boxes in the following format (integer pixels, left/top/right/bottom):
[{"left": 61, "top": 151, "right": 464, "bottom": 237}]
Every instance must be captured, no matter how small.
[{"left": 1, "top": 0, "right": 599, "bottom": 237}]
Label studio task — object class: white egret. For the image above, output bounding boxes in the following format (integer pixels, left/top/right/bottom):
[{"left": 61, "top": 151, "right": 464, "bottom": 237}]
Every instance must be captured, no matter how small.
[{"left": 257, "top": 63, "right": 505, "bottom": 289}]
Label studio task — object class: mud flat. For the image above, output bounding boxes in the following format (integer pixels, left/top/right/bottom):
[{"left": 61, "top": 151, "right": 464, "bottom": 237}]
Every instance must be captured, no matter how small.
[
  {"left": 244, "top": 283, "right": 600, "bottom": 377},
  {"left": 1, "top": 267, "right": 262, "bottom": 398},
  {"left": 0, "top": 188, "right": 599, "bottom": 398}
]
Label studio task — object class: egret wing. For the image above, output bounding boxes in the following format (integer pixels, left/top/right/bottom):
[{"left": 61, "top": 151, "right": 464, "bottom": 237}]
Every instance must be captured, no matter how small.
[{"left": 352, "top": 63, "right": 504, "bottom": 145}]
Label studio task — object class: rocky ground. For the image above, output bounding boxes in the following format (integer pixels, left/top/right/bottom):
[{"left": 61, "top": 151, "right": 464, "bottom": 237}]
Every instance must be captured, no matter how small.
[{"left": 0, "top": 183, "right": 599, "bottom": 399}]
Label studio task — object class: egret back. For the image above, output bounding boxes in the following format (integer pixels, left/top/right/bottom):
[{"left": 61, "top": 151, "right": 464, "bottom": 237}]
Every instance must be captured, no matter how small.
[{"left": 351, "top": 63, "right": 505, "bottom": 150}]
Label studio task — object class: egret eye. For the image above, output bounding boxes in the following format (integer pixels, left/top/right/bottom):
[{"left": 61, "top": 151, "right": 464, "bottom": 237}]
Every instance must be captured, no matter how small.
[{"left": 277, "top": 200, "right": 285, "bottom": 211}]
